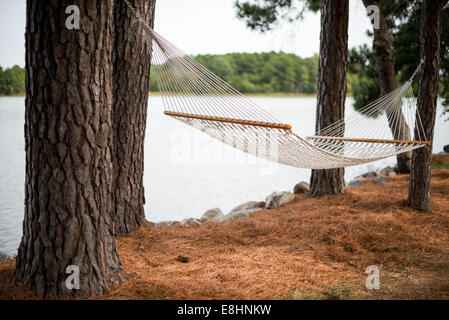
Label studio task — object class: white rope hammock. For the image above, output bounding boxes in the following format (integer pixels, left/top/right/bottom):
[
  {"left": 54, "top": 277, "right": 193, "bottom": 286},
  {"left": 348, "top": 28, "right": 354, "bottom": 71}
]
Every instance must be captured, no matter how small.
[{"left": 125, "top": 0, "right": 429, "bottom": 170}]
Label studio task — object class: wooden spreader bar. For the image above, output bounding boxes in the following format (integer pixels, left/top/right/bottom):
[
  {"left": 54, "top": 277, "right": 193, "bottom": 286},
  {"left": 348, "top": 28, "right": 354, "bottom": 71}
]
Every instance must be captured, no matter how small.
[
  {"left": 164, "top": 111, "right": 292, "bottom": 130},
  {"left": 306, "top": 135, "right": 431, "bottom": 146}
]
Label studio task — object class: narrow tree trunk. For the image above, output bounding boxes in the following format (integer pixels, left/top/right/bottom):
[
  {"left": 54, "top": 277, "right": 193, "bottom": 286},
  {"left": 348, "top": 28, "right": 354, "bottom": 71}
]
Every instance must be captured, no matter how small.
[
  {"left": 363, "top": 0, "right": 412, "bottom": 173},
  {"left": 112, "top": 0, "right": 156, "bottom": 236},
  {"left": 15, "top": 0, "right": 124, "bottom": 297},
  {"left": 408, "top": 0, "right": 442, "bottom": 212},
  {"left": 309, "top": 0, "right": 348, "bottom": 197}
]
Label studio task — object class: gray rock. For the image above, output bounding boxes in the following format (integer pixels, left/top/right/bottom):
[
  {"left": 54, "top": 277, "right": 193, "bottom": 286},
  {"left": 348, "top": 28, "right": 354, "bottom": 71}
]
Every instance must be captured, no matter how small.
[
  {"left": 380, "top": 166, "right": 393, "bottom": 176},
  {"left": 225, "top": 211, "right": 249, "bottom": 221},
  {"left": 355, "top": 171, "right": 377, "bottom": 179},
  {"left": 348, "top": 179, "right": 362, "bottom": 187},
  {"left": 0, "top": 252, "right": 12, "bottom": 261},
  {"left": 293, "top": 181, "right": 310, "bottom": 194},
  {"left": 376, "top": 176, "right": 386, "bottom": 185},
  {"left": 224, "top": 208, "right": 261, "bottom": 221},
  {"left": 181, "top": 218, "right": 202, "bottom": 227},
  {"left": 154, "top": 220, "right": 181, "bottom": 228},
  {"left": 367, "top": 171, "right": 377, "bottom": 178},
  {"left": 265, "top": 191, "right": 295, "bottom": 209},
  {"left": 224, "top": 201, "right": 265, "bottom": 221},
  {"left": 200, "top": 208, "right": 224, "bottom": 223},
  {"left": 167, "top": 221, "right": 181, "bottom": 227},
  {"left": 229, "top": 201, "right": 265, "bottom": 215},
  {"left": 444, "top": 144, "right": 449, "bottom": 153}
]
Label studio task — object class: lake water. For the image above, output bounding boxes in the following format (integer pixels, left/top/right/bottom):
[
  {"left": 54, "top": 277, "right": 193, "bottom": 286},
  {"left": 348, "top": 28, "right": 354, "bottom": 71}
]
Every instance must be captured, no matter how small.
[{"left": 0, "top": 96, "right": 448, "bottom": 255}]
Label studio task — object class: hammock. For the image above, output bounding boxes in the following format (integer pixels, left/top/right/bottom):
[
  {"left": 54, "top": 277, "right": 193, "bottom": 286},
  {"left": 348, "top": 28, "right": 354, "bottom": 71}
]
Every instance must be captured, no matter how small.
[{"left": 125, "top": 1, "right": 429, "bottom": 170}]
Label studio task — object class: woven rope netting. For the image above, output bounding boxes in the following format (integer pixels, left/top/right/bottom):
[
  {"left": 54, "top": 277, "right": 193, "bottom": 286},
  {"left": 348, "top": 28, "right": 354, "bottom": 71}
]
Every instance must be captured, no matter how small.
[{"left": 125, "top": 0, "right": 429, "bottom": 169}]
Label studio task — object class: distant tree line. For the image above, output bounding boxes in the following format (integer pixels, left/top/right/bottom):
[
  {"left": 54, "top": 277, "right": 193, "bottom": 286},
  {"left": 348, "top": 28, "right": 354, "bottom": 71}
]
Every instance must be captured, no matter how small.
[
  {"left": 0, "top": 65, "right": 25, "bottom": 95},
  {"left": 6, "top": 35, "right": 449, "bottom": 108},
  {"left": 150, "top": 51, "right": 319, "bottom": 94}
]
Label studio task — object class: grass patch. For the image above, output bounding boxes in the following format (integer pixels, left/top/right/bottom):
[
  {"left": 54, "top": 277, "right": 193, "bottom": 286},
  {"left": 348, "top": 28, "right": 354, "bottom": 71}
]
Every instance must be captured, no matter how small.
[
  {"left": 321, "top": 286, "right": 354, "bottom": 300},
  {"left": 288, "top": 286, "right": 354, "bottom": 300},
  {"left": 432, "top": 154, "right": 449, "bottom": 170},
  {"left": 432, "top": 162, "right": 449, "bottom": 170}
]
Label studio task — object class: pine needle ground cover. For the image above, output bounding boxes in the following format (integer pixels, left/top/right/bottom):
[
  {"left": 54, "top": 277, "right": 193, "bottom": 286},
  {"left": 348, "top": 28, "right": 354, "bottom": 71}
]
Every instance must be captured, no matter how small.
[{"left": 1, "top": 163, "right": 449, "bottom": 300}]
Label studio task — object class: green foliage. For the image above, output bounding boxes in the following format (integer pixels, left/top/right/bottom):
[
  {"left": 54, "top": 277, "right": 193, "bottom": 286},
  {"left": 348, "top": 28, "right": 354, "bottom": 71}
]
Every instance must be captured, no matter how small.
[
  {"left": 234, "top": 0, "right": 449, "bottom": 120},
  {"left": 321, "top": 285, "right": 354, "bottom": 300},
  {"left": 149, "top": 52, "right": 318, "bottom": 94},
  {"left": 287, "top": 285, "right": 354, "bottom": 300},
  {"left": 0, "top": 65, "right": 25, "bottom": 95},
  {"left": 440, "top": 6, "right": 449, "bottom": 120},
  {"left": 347, "top": 45, "right": 382, "bottom": 117},
  {"left": 432, "top": 162, "right": 449, "bottom": 170},
  {"left": 149, "top": 67, "right": 159, "bottom": 92},
  {"left": 390, "top": 2, "right": 449, "bottom": 119},
  {"left": 350, "top": 1, "right": 449, "bottom": 119},
  {"left": 235, "top": 0, "right": 292, "bottom": 32},
  {"left": 235, "top": 0, "right": 320, "bottom": 32},
  {"left": 196, "top": 55, "right": 234, "bottom": 82}
]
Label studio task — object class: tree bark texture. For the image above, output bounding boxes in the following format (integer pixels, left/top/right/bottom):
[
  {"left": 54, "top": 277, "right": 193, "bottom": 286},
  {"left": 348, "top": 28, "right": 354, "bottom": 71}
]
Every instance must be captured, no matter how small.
[
  {"left": 309, "top": 0, "right": 348, "bottom": 197},
  {"left": 363, "top": 0, "right": 412, "bottom": 173},
  {"left": 408, "top": 0, "right": 442, "bottom": 212},
  {"left": 112, "top": 0, "right": 156, "bottom": 236},
  {"left": 15, "top": 0, "right": 124, "bottom": 297}
]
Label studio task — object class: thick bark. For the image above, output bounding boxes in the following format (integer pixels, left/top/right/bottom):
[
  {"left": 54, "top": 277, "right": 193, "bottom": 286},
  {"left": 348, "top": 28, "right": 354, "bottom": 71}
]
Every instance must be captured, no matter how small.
[
  {"left": 309, "top": 0, "right": 348, "bottom": 197},
  {"left": 112, "top": 0, "right": 156, "bottom": 236},
  {"left": 363, "top": 0, "right": 412, "bottom": 173},
  {"left": 408, "top": 0, "right": 442, "bottom": 212},
  {"left": 15, "top": 0, "right": 124, "bottom": 297}
]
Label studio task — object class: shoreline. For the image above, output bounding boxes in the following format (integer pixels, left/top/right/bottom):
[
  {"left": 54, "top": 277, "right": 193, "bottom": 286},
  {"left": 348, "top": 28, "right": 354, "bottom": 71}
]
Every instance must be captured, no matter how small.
[
  {"left": 0, "top": 93, "right": 319, "bottom": 98},
  {"left": 151, "top": 153, "right": 449, "bottom": 228},
  {"left": 0, "top": 93, "right": 25, "bottom": 97},
  {"left": 2, "top": 93, "right": 318, "bottom": 98},
  {"left": 1, "top": 154, "right": 448, "bottom": 256},
  {"left": 148, "top": 92, "right": 319, "bottom": 97}
]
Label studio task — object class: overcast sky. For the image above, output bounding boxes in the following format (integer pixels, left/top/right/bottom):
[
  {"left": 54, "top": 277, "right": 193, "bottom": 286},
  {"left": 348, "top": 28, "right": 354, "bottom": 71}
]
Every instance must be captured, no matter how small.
[{"left": 0, "top": 0, "right": 373, "bottom": 68}]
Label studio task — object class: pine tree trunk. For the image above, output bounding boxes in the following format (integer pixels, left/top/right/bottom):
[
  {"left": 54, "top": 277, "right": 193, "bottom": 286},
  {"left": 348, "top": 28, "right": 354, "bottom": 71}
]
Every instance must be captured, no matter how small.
[
  {"left": 14, "top": 0, "right": 124, "bottom": 298},
  {"left": 309, "top": 0, "right": 348, "bottom": 197},
  {"left": 112, "top": 0, "right": 156, "bottom": 236},
  {"left": 363, "top": 0, "right": 412, "bottom": 173},
  {"left": 408, "top": 0, "right": 442, "bottom": 212}
]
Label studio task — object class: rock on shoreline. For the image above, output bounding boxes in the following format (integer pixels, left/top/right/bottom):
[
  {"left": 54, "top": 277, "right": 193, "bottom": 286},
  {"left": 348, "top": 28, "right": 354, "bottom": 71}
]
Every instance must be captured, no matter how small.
[
  {"left": 348, "top": 165, "right": 396, "bottom": 187},
  {"left": 151, "top": 164, "right": 404, "bottom": 229},
  {"left": 151, "top": 192, "right": 296, "bottom": 228},
  {"left": 265, "top": 191, "right": 295, "bottom": 209},
  {"left": 293, "top": 181, "right": 310, "bottom": 194},
  {"left": 228, "top": 201, "right": 266, "bottom": 214},
  {"left": 154, "top": 220, "right": 181, "bottom": 228},
  {"left": 200, "top": 208, "right": 224, "bottom": 223},
  {"left": 223, "top": 201, "right": 266, "bottom": 221}
]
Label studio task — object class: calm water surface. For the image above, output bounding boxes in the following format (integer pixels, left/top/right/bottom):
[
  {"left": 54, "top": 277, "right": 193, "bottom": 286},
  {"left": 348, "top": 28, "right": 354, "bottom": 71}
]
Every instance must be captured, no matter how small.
[{"left": 0, "top": 96, "right": 447, "bottom": 255}]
